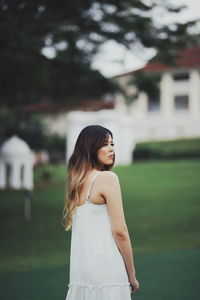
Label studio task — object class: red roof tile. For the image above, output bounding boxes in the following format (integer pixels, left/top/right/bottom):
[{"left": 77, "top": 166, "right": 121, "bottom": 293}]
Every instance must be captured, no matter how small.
[
  {"left": 114, "top": 45, "right": 200, "bottom": 77},
  {"left": 24, "top": 99, "right": 114, "bottom": 113}
]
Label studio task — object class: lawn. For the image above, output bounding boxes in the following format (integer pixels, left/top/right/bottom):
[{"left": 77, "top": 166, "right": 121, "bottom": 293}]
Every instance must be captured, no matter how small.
[{"left": 0, "top": 159, "right": 200, "bottom": 299}]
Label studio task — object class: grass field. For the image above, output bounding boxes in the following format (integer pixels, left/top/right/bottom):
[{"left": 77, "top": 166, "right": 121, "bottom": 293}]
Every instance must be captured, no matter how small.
[{"left": 0, "top": 159, "right": 200, "bottom": 300}]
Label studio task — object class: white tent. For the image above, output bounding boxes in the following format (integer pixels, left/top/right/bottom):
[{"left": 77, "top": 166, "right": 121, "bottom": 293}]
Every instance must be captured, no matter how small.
[{"left": 0, "top": 136, "right": 35, "bottom": 190}]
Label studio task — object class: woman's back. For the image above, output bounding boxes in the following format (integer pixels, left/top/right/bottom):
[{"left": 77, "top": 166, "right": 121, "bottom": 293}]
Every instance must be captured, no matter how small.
[
  {"left": 65, "top": 171, "right": 132, "bottom": 299},
  {"left": 77, "top": 171, "right": 106, "bottom": 207}
]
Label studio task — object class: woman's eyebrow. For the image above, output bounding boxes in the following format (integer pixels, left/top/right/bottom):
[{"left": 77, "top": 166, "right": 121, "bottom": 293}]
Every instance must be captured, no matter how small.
[{"left": 104, "top": 139, "right": 114, "bottom": 143}]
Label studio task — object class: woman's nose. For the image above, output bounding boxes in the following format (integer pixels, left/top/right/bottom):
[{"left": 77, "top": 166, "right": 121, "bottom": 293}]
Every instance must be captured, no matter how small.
[{"left": 108, "top": 144, "right": 113, "bottom": 151}]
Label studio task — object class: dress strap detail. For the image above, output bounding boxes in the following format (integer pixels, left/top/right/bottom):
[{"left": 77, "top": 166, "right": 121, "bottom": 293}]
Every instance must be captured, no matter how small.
[{"left": 85, "top": 171, "right": 100, "bottom": 203}]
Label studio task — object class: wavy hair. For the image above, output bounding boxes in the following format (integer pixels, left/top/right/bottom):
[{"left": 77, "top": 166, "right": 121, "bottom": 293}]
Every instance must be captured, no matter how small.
[{"left": 62, "top": 125, "right": 115, "bottom": 231}]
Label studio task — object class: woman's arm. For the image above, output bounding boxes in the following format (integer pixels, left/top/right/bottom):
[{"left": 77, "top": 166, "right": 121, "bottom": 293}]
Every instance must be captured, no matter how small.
[
  {"left": 113, "top": 226, "right": 136, "bottom": 279},
  {"left": 100, "top": 171, "right": 137, "bottom": 279}
]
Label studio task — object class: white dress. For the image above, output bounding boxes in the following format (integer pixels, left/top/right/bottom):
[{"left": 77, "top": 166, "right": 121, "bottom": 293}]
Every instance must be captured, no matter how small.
[{"left": 65, "top": 171, "right": 132, "bottom": 300}]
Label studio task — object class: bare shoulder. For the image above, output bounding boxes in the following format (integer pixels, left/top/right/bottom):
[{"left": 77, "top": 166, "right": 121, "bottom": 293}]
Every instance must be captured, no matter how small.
[
  {"left": 98, "top": 171, "right": 119, "bottom": 183},
  {"left": 99, "top": 170, "right": 118, "bottom": 178},
  {"left": 99, "top": 171, "right": 127, "bottom": 235}
]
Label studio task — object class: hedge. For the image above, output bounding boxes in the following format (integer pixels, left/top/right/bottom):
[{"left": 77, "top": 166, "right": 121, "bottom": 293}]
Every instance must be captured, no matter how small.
[{"left": 133, "top": 137, "right": 200, "bottom": 161}]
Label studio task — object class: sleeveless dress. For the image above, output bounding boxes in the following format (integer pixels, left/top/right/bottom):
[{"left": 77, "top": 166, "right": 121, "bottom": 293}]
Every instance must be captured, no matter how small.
[{"left": 65, "top": 171, "right": 132, "bottom": 300}]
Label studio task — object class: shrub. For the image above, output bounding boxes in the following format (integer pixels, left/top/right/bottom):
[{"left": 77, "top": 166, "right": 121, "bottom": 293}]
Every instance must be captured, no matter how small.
[{"left": 133, "top": 138, "right": 200, "bottom": 161}]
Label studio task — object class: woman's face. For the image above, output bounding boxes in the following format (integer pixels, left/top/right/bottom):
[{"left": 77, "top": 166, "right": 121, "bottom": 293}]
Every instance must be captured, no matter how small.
[{"left": 97, "top": 134, "right": 115, "bottom": 166}]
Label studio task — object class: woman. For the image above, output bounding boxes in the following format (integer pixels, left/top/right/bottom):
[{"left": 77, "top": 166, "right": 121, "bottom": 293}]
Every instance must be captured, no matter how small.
[{"left": 63, "top": 125, "right": 139, "bottom": 299}]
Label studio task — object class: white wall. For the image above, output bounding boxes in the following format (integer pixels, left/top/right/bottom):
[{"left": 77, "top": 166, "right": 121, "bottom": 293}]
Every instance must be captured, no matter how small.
[
  {"left": 66, "top": 110, "right": 135, "bottom": 166},
  {"left": 42, "top": 112, "right": 68, "bottom": 136},
  {"left": 115, "top": 68, "right": 200, "bottom": 142}
]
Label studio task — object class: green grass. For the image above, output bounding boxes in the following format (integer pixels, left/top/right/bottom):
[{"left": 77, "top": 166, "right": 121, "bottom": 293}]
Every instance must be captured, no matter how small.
[
  {"left": 134, "top": 137, "right": 200, "bottom": 160},
  {"left": 118, "top": 159, "right": 200, "bottom": 252},
  {"left": 0, "top": 159, "right": 200, "bottom": 299}
]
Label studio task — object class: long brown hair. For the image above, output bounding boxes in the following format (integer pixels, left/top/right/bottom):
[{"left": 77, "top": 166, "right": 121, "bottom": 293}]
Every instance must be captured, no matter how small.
[{"left": 62, "top": 125, "right": 115, "bottom": 231}]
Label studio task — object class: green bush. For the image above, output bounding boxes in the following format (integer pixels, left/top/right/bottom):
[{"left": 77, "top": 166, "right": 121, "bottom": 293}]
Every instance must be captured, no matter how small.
[
  {"left": 34, "top": 164, "right": 53, "bottom": 182},
  {"left": 46, "top": 134, "right": 66, "bottom": 164},
  {"left": 133, "top": 138, "right": 200, "bottom": 161}
]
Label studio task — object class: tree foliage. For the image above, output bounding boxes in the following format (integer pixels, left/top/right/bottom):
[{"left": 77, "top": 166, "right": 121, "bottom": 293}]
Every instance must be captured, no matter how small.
[
  {"left": 0, "top": 107, "right": 66, "bottom": 152},
  {"left": 0, "top": 108, "right": 47, "bottom": 149},
  {"left": 0, "top": 0, "right": 199, "bottom": 107},
  {"left": 130, "top": 71, "right": 161, "bottom": 102}
]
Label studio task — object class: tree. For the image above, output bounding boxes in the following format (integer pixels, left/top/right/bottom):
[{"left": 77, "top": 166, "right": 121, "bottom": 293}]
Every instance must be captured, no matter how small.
[
  {"left": 0, "top": 0, "right": 199, "bottom": 107},
  {"left": 120, "top": 71, "right": 161, "bottom": 108},
  {"left": 0, "top": 107, "right": 47, "bottom": 149}
]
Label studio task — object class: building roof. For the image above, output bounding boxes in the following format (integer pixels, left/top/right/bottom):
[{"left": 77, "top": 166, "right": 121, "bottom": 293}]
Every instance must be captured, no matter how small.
[
  {"left": 25, "top": 99, "right": 114, "bottom": 113},
  {"left": 114, "top": 45, "right": 200, "bottom": 78},
  {"left": 0, "top": 136, "right": 32, "bottom": 156}
]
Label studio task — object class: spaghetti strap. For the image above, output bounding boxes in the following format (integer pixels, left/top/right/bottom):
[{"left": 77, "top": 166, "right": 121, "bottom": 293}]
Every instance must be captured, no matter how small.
[{"left": 85, "top": 171, "right": 100, "bottom": 203}]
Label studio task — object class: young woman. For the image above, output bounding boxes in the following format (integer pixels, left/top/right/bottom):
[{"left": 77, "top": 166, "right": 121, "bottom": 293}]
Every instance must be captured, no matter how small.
[{"left": 63, "top": 125, "right": 139, "bottom": 299}]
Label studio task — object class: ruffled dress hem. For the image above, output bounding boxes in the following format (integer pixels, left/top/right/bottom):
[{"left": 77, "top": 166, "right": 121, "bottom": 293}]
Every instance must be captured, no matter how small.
[{"left": 66, "top": 282, "right": 132, "bottom": 300}]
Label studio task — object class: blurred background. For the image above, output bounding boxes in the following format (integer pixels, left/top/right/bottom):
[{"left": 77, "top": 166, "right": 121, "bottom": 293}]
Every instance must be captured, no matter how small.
[{"left": 0, "top": 0, "right": 200, "bottom": 299}]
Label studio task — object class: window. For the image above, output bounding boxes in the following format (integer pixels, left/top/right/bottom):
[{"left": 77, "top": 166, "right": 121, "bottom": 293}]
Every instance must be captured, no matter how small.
[
  {"left": 173, "top": 72, "right": 189, "bottom": 81},
  {"left": 174, "top": 95, "right": 189, "bottom": 110}
]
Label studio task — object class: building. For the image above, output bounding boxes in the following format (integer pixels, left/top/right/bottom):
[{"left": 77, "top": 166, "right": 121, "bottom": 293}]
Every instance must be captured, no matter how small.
[
  {"left": 25, "top": 98, "right": 114, "bottom": 136},
  {"left": 25, "top": 45, "right": 200, "bottom": 152},
  {"left": 113, "top": 45, "right": 200, "bottom": 142}
]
